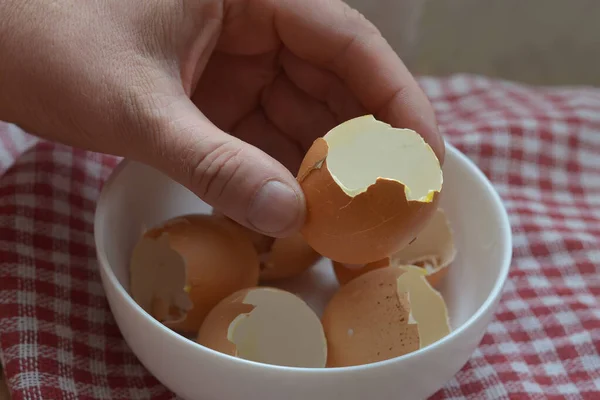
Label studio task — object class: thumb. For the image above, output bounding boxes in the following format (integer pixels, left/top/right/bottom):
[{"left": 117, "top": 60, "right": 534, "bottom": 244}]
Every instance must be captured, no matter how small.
[{"left": 136, "top": 95, "right": 306, "bottom": 238}]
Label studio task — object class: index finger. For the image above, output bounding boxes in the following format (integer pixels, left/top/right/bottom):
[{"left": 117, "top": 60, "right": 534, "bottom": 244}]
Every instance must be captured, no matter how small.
[{"left": 272, "top": 0, "right": 444, "bottom": 162}]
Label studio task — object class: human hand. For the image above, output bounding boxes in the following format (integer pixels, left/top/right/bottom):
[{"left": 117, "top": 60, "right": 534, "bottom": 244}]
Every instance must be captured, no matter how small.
[{"left": 0, "top": 0, "right": 443, "bottom": 238}]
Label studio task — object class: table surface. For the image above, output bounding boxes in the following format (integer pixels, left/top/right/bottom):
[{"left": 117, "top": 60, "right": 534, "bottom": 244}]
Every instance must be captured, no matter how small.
[{"left": 0, "top": 74, "right": 599, "bottom": 399}]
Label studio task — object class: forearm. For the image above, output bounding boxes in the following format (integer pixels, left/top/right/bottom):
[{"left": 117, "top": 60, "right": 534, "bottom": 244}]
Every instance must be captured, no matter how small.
[
  {"left": 0, "top": 0, "right": 28, "bottom": 123},
  {"left": 0, "top": 0, "right": 176, "bottom": 155},
  {"left": 0, "top": 0, "right": 110, "bottom": 146}
]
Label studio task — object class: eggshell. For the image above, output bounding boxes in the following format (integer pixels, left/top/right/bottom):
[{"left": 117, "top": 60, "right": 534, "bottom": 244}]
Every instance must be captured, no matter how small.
[
  {"left": 297, "top": 115, "right": 443, "bottom": 264},
  {"left": 332, "top": 208, "right": 456, "bottom": 288},
  {"left": 321, "top": 265, "right": 450, "bottom": 367},
  {"left": 396, "top": 265, "right": 451, "bottom": 348},
  {"left": 197, "top": 287, "right": 327, "bottom": 368},
  {"left": 194, "top": 290, "right": 255, "bottom": 357},
  {"left": 259, "top": 232, "right": 322, "bottom": 281},
  {"left": 129, "top": 214, "right": 260, "bottom": 335},
  {"left": 129, "top": 233, "right": 193, "bottom": 323},
  {"left": 332, "top": 258, "right": 391, "bottom": 287},
  {"left": 211, "top": 211, "right": 322, "bottom": 281}
]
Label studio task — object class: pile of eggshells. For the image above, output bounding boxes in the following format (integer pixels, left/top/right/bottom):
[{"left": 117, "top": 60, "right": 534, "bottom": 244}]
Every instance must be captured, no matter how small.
[{"left": 128, "top": 115, "right": 457, "bottom": 369}]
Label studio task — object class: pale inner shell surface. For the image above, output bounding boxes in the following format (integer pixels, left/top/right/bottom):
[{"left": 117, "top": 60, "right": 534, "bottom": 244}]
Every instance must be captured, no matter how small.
[
  {"left": 390, "top": 208, "right": 456, "bottom": 272},
  {"left": 227, "top": 288, "right": 327, "bottom": 368},
  {"left": 396, "top": 265, "right": 451, "bottom": 348},
  {"left": 129, "top": 234, "right": 193, "bottom": 323},
  {"left": 324, "top": 115, "right": 442, "bottom": 200}
]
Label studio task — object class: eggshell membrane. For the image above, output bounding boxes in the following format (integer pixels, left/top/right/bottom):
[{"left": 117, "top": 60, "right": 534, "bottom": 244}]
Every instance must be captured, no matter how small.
[
  {"left": 321, "top": 266, "right": 419, "bottom": 367},
  {"left": 211, "top": 211, "right": 321, "bottom": 281},
  {"left": 297, "top": 115, "right": 443, "bottom": 264},
  {"left": 197, "top": 287, "right": 327, "bottom": 368},
  {"left": 138, "top": 214, "right": 260, "bottom": 335},
  {"left": 332, "top": 208, "right": 456, "bottom": 287}
]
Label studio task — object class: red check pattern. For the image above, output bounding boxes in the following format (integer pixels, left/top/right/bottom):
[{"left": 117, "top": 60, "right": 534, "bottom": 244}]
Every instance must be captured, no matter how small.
[{"left": 1, "top": 74, "right": 600, "bottom": 399}]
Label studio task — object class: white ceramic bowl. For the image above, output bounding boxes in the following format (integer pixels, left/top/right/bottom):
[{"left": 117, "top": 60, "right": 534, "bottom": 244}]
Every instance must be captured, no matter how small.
[{"left": 94, "top": 142, "right": 512, "bottom": 400}]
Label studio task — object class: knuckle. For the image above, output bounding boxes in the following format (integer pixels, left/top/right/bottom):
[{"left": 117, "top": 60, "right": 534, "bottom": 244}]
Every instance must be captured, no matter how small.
[
  {"left": 188, "top": 140, "right": 244, "bottom": 204},
  {"left": 327, "top": 5, "right": 383, "bottom": 73}
]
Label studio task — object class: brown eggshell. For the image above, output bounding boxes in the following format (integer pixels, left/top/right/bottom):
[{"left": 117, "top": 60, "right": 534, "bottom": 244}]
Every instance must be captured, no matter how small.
[
  {"left": 332, "top": 258, "right": 392, "bottom": 286},
  {"left": 211, "top": 211, "right": 322, "bottom": 281},
  {"left": 260, "top": 232, "right": 322, "bottom": 281},
  {"left": 331, "top": 208, "right": 456, "bottom": 288},
  {"left": 197, "top": 287, "right": 327, "bottom": 368},
  {"left": 322, "top": 266, "right": 419, "bottom": 367},
  {"left": 196, "top": 290, "right": 255, "bottom": 357},
  {"left": 322, "top": 265, "right": 451, "bottom": 368},
  {"left": 333, "top": 258, "right": 449, "bottom": 289},
  {"left": 132, "top": 214, "right": 260, "bottom": 335},
  {"left": 297, "top": 115, "right": 442, "bottom": 264}
]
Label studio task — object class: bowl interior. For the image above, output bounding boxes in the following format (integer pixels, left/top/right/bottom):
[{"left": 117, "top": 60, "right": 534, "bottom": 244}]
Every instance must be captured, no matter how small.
[{"left": 95, "top": 143, "right": 511, "bottom": 341}]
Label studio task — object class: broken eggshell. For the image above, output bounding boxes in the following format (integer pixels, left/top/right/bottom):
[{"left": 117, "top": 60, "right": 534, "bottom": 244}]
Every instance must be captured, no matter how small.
[
  {"left": 321, "top": 265, "right": 451, "bottom": 368},
  {"left": 297, "top": 115, "right": 443, "bottom": 265},
  {"left": 259, "top": 232, "right": 322, "bottom": 281},
  {"left": 211, "top": 211, "right": 322, "bottom": 282},
  {"left": 129, "top": 233, "right": 193, "bottom": 322},
  {"left": 129, "top": 214, "right": 260, "bottom": 335},
  {"left": 197, "top": 287, "right": 327, "bottom": 368},
  {"left": 332, "top": 208, "right": 456, "bottom": 287}
]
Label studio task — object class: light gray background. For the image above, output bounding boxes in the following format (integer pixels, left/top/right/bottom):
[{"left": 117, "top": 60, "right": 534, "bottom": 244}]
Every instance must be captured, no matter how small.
[{"left": 348, "top": 0, "right": 600, "bottom": 86}]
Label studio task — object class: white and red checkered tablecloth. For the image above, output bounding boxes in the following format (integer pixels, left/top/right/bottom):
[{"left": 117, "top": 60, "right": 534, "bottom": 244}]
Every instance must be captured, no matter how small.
[{"left": 1, "top": 74, "right": 599, "bottom": 399}]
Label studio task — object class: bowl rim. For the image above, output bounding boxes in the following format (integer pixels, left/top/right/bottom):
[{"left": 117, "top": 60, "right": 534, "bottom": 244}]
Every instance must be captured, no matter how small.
[{"left": 94, "top": 141, "right": 513, "bottom": 373}]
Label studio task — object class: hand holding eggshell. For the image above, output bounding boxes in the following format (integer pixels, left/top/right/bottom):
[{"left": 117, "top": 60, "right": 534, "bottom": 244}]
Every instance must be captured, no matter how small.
[{"left": 127, "top": 115, "right": 456, "bottom": 370}]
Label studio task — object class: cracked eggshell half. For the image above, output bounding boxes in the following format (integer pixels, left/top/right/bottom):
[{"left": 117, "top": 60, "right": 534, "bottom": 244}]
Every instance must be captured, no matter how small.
[
  {"left": 197, "top": 287, "right": 327, "bottom": 368},
  {"left": 129, "top": 214, "right": 260, "bottom": 335},
  {"left": 332, "top": 208, "right": 456, "bottom": 287},
  {"left": 321, "top": 265, "right": 450, "bottom": 368},
  {"left": 211, "top": 211, "right": 322, "bottom": 282},
  {"left": 259, "top": 232, "right": 322, "bottom": 281},
  {"left": 297, "top": 115, "right": 443, "bottom": 265}
]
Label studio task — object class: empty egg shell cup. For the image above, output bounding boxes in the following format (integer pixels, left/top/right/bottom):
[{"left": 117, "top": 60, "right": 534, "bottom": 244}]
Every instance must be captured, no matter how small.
[{"left": 128, "top": 116, "right": 456, "bottom": 369}]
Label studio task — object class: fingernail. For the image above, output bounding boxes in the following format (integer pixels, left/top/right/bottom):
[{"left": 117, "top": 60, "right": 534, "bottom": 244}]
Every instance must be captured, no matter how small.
[{"left": 248, "top": 180, "right": 302, "bottom": 234}]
